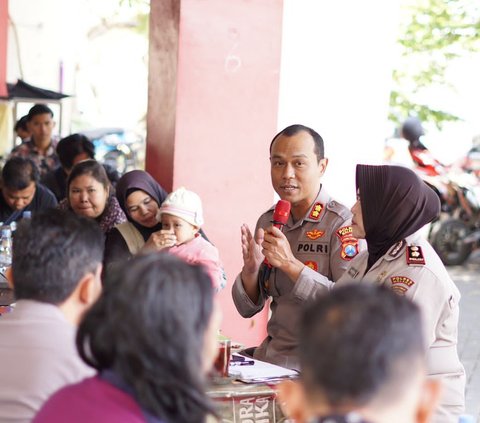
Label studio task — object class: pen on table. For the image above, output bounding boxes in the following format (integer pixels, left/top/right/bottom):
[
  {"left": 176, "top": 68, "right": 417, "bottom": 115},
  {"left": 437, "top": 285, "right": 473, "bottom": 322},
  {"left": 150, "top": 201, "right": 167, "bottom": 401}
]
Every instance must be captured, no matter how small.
[{"left": 230, "top": 360, "right": 255, "bottom": 366}]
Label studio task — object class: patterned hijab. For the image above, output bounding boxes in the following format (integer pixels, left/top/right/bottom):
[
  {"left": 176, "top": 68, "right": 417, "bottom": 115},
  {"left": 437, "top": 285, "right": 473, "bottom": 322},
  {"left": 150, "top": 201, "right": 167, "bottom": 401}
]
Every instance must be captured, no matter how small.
[
  {"left": 356, "top": 164, "right": 440, "bottom": 270},
  {"left": 57, "top": 196, "right": 125, "bottom": 234},
  {"left": 116, "top": 170, "right": 168, "bottom": 240}
]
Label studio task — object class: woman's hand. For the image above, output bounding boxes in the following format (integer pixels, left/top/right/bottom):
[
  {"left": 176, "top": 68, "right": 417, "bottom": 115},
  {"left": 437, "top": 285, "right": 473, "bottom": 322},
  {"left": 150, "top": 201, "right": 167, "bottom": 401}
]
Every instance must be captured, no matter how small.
[{"left": 143, "top": 230, "right": 177, "bottom": 251}]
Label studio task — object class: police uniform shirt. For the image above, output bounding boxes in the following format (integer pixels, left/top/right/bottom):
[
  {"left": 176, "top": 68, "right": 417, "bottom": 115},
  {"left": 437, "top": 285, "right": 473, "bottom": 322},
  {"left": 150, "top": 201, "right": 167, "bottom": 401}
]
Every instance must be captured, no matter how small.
[
  {"left": 336, "top": 232, "right": 465, "bottom": 423},
  {"left": 232, "top": 187, "right": 358, "bottom": 370}
]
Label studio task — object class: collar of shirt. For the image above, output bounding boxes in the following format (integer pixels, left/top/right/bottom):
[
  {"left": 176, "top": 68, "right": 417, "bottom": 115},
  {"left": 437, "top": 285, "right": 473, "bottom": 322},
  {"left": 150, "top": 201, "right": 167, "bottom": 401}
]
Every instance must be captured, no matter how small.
[
  {"left": 384, "top": 231, "right": 423, "bottom": 262},
  {"left": 21, "top": 139, "right": 57, "bottom": 157}
]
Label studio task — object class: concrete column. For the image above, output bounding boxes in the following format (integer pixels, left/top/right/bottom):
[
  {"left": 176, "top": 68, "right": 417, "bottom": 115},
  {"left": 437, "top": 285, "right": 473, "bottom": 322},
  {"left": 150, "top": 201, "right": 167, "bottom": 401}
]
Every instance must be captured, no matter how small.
[
  {"left": 0, "top": 0, "right": 8, "bottom": 97},
  {"left": 147, "top": 0, "right": 284, "bottom": 346}
]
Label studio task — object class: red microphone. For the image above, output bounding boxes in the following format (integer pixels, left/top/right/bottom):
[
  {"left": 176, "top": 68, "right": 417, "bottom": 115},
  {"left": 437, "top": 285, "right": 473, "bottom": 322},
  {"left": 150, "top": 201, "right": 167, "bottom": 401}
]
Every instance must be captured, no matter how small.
[{"left": 264, "top": 199, "right": 291, "bottom": 268}]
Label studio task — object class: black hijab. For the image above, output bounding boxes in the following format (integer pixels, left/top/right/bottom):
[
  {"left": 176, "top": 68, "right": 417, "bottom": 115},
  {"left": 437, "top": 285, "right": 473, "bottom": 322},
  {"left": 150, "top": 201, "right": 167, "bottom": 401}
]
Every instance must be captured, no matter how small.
[
  {"left": 116, "top": 170, "right": 168, "bottom": 241},
  {"left": 356, "top": 164, "right": 440, "bottom": 270}
]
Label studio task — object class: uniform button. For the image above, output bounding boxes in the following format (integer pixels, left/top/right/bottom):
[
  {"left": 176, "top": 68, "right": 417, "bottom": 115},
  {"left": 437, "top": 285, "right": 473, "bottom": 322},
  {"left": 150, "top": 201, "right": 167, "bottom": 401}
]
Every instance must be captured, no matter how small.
[{"left": 329, "top": 201, "right": 336, "bottom": 207}]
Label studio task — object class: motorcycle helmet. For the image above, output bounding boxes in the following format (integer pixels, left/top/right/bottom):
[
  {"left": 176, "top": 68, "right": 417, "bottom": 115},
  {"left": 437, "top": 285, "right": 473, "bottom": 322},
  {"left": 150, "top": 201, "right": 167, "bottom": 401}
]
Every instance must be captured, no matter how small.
[{"left": 401, "top": 116, "right": 425, "bottom": 143}]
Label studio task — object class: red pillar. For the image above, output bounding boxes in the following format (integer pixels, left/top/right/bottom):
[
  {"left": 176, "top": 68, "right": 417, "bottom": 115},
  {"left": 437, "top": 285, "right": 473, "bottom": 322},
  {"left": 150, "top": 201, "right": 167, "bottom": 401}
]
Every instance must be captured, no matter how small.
[
  {"left": 147, "top": 0, "right": 283, "bottom": 346},
  {"left": 0, "top": 0, "right": 8, "bottom": 97}
]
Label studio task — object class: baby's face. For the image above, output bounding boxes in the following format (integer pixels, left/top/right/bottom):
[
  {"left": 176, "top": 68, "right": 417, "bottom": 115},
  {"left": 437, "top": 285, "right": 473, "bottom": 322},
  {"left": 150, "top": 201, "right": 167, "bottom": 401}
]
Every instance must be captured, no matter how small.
[{"left": 161, "top": 213, "right": 199, "bottom": 245}]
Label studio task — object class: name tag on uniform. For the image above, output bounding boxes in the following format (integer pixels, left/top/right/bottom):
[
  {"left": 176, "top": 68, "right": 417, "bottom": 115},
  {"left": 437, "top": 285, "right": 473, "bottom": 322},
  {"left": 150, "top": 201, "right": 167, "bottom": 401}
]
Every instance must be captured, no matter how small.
[
  {"left": 348, "top": 267, "right": 359, "bottom": 278},
  {"left": 297, "top": 243, "right": 329, "bottom": 254}
]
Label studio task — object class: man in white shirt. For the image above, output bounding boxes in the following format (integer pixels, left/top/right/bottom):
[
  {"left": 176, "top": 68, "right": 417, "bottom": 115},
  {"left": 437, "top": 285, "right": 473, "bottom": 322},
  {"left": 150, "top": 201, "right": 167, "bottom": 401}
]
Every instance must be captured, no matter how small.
[{"left": 0, "top": 209, "right": 104, "bottom": 423}]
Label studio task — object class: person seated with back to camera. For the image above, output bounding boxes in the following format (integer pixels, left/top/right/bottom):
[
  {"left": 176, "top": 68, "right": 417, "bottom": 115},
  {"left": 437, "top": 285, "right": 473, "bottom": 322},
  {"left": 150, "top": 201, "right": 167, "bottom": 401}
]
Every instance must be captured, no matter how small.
[
  {"left": 33, "top": 254, "right": 222, "bottom": 423},
  {"left": 57, "top": 159, "right": 126, "bottom": 234},
  {"left": 0, "top": 209, "right": 104, "bottom": 423},
  {"left": 0, "top": 156, "right": 57, "bottom": 224},
  {"left": 279, "top": 284, "right": 441, "bottom": 423},
  {"left": 156, "top": 187, "right": 226, "bottom": 292},
  {"left": 42, "top": 134, "right": 120, "bottom": 202}
]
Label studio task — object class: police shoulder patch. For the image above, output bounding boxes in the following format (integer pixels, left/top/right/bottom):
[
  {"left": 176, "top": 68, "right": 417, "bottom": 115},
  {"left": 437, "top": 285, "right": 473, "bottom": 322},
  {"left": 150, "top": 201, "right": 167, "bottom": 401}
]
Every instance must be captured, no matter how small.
[
  {"left": 304, "top": 260, "right": 318, "bottom": 272},
  {"left": 390, "top": 275, "right": 415, "bottom": 287},
  {"left": 336, "top": 225, "right": 358, "bottom": 261},
  {"left": 336, "top": 225, "right": 354, "bottom": 240},
  {"left": 341, "top": 242, "right": 358, "bottom": 261}
]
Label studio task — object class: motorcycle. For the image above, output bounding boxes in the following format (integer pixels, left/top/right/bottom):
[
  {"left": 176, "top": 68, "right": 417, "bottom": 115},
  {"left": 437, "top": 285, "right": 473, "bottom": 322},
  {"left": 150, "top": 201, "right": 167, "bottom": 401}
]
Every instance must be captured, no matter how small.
[
  {"left": 428, "top": 174, "right": 480, "bottom": 266},
  {"left": 409, "top": 146, "right": 480, "bottom": 266},
  {"left": 80, "top": 128, "right": 144, "bottom": 174}
]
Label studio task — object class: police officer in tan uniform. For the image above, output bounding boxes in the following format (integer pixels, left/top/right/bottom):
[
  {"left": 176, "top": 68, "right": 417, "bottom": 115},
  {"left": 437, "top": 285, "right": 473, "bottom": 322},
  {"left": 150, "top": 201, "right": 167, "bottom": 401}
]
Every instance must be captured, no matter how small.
[
  {"left": 232, "top": 125, "right": 359, "bottom": 370},
  {"left": 313, "top": 164, "right": 465, "bottom": 423}
]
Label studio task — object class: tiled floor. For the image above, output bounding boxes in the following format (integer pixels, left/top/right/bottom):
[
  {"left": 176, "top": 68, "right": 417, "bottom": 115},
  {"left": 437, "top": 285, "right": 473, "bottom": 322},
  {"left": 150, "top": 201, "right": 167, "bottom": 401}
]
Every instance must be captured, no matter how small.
[{"left": 448, "top": 251, "right": 480, "bottom": 421}]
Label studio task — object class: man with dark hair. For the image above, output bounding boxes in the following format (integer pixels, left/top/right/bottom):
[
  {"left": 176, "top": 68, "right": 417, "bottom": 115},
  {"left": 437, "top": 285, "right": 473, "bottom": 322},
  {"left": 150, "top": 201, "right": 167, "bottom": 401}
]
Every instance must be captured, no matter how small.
[
  {"left": 14, "top": 115, "right": 31, "bottom": 142},
  {"left": 279, "top": 284, "right": 441, "bottom": 423},
  {"left": 232, "top": 124, "right": 359, "bottom": 369},
  {"left": 0, "top": 156, "right": 57, "bottom": 224},
  {"left": 0, "top": 209, "right": 104, "bottom": 422},
  {"left": 9, "top": 104, "right": 59, "bottom": 176},
  {"left": 41, "top": 133, "right": 119, "bottom": 201}
]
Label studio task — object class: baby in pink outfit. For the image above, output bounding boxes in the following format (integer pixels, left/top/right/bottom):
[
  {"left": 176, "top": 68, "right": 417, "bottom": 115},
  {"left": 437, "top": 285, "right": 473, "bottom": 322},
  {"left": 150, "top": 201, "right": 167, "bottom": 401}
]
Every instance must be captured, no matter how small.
[{"left": 157, "top": 187, "right": 226, "bottom": 292}]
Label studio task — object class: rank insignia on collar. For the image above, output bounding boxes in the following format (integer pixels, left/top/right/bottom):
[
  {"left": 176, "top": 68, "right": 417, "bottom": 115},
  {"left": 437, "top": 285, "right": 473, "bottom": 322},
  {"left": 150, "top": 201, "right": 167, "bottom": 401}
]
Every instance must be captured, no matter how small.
[
  {"left": 306, "top": 229, "right": 325, "bottom": 240},
  {"left": 309, "top": 202, "right": 324, "bottom": 220},
  {"left": 406, "top": 245, "right": 426, "bottom": 265},
  {"left": 304, "top": 260, "right": 318, "bottom": 272},
  {"left": 389, "top": 240, "right": 406, "bottom": 258}
]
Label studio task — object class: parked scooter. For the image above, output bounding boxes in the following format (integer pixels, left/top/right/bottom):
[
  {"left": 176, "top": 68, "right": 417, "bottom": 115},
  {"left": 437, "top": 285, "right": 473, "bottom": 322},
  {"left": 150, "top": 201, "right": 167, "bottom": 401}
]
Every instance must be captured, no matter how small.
[
  {"left": 400, "top": 117, "right": 480, "bottom": 265},
  {"left": 428, "top": 172, "right": 480, "bottom": 266}
]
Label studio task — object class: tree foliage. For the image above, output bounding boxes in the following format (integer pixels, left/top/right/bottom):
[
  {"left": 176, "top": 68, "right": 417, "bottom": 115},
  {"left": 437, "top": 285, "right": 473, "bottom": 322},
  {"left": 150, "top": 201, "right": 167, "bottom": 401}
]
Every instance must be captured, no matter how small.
[{"left": 389, "top": 0, "right": 480, "bottom": 128}]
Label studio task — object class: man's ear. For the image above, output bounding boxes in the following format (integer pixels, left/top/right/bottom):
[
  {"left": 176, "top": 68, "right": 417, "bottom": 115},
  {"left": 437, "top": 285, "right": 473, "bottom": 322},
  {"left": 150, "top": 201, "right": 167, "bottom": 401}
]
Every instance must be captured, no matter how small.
[
  {"left": 78, "top": 264, "right": 102, "bottom": 306},
  {"left": 318, "top": 157, "right": 329, "bottom": 177},
  {"left": 416, "top": 378, "right": 442, "bottom": 423},
  {"left": 277, "top": 380, "right": 310, "bottom": 423}
]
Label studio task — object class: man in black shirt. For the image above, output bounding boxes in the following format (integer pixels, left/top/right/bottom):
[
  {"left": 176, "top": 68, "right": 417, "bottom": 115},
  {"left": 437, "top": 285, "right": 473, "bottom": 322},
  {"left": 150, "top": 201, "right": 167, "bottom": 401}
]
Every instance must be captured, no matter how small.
[{"left": 0, "top": 157, "right": 57, "bottom": 224}]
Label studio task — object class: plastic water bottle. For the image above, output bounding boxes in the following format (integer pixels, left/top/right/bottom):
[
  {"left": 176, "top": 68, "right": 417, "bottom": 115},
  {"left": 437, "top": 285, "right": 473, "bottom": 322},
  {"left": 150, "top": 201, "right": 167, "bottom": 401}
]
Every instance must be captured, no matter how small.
[
  {"left": 0, "top": 226, "right": 13, "bottom": 273},
  {"left": 458, "top": 415, "right": 476, "bottom": 423}
]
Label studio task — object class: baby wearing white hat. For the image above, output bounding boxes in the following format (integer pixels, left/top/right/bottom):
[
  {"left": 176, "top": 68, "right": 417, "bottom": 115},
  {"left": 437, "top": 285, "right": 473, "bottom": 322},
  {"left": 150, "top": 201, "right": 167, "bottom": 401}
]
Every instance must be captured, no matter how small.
[{"left": 157, "top": 187, "right": 226, "bottom": 292}]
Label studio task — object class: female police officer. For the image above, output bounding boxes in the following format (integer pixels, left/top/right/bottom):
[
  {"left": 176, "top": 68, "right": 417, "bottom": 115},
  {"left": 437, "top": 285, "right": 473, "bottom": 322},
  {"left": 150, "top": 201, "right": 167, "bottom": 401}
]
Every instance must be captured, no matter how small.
[{"left": 267, "top": 164, "right": 465, "bottom": 423}]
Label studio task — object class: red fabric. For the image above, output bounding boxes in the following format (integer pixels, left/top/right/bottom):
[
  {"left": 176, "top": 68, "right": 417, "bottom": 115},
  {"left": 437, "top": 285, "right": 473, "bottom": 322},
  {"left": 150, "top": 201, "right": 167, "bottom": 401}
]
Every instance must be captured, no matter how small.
[{"left": 33, "top": 376, "right": 146, "bottom": 423}]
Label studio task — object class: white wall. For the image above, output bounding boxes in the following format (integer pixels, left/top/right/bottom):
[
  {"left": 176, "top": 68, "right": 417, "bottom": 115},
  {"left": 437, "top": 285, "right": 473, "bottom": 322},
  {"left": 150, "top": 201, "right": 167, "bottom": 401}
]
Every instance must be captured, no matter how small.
[
  {"left": 278, "top": 0, "right": 401, "bottom": 206},
  {"left": 7, "top": 0, "right": 148, "bottom": 135}
]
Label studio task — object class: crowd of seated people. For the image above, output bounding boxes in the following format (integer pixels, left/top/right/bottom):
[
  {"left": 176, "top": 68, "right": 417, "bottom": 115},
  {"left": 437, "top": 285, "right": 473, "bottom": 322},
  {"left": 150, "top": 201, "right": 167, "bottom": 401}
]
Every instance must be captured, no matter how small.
[{"left": 0, "top": 108, "right": 466, "bottom": 423}]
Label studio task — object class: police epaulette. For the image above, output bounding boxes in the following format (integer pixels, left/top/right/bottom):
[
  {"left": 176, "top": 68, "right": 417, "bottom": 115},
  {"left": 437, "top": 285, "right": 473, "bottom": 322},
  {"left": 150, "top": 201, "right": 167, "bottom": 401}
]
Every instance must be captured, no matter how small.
[
  {"left": 406, "top": 245, "right": 426, "bottom": 265},
  {"left": 326, "top": 200, "right": 351, "bottom": 219}
]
